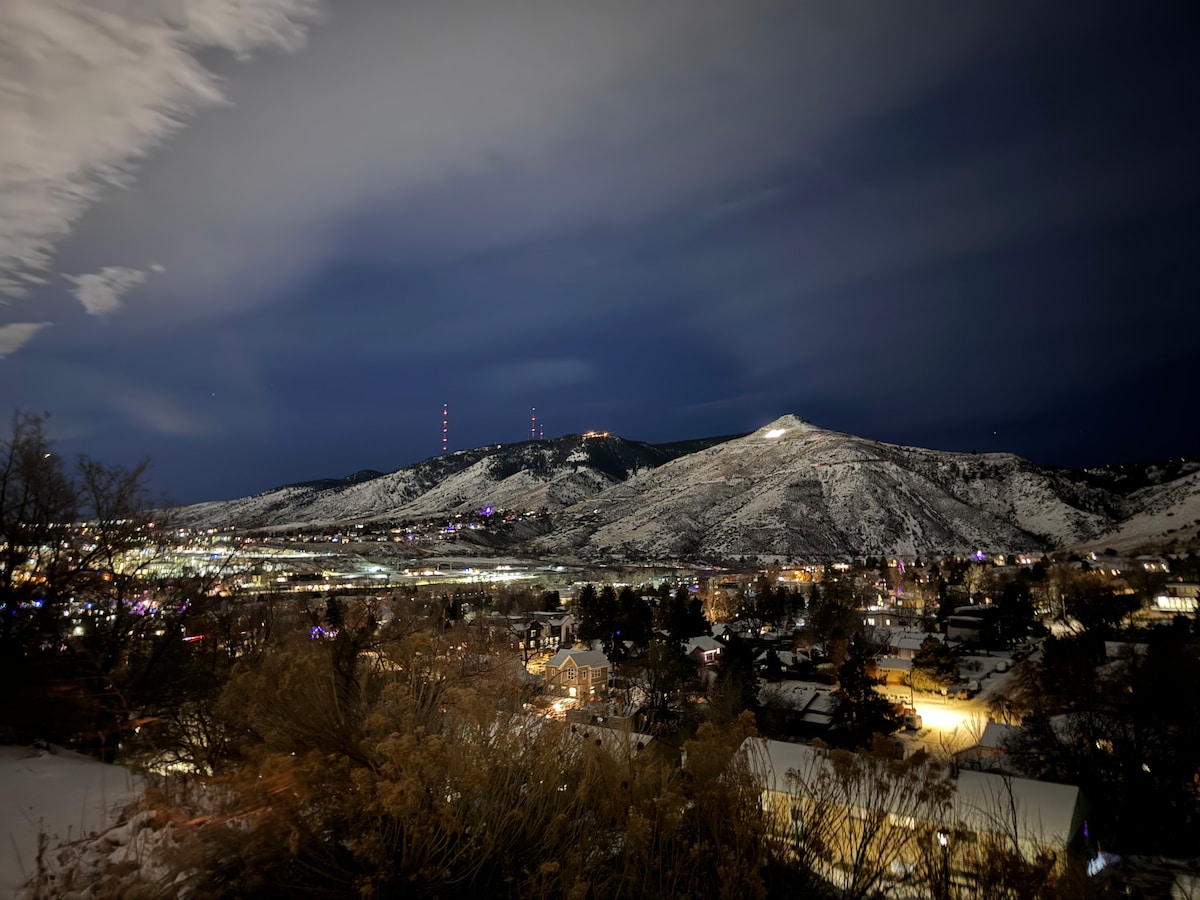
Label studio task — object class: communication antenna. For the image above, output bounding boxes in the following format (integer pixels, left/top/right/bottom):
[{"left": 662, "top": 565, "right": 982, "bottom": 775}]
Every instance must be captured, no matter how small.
[
  {"left": 442, "top": 403, "right": 448, "bottom": 454},
  {"left": 531, "top": 407, "right": 537, "bottom": 441}
]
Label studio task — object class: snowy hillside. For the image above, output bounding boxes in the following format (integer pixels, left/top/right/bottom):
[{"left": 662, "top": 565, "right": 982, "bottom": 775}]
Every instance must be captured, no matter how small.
[
  {"left": 178, "top": 434, "right": 729, "bottom": 530},
  {"left": 180, "top": 415, "right": 1199, "bottom": 562},
  {"left": 1076, "top": 467, "right": 1200, "bottom": 553},
  {"left": 533, "top": 416, "right": 1122, "bottom": 562}
]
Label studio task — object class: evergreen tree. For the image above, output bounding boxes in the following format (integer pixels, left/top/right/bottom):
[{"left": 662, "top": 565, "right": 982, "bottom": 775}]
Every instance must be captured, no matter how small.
[
  {"left": 805, "top": 577, "right": 861, "bottom": 666},
  {"left": 686, "top": 596, "right": 712, "bottom": 638},
  {"left": 830, "top": 633, "right": 901, "bottom": 748},
  {"left": 996, "top": 581, "right": 1035, "bottom": 644},
  {"left": 615, "top": 586, "right": 653, "bottom": 652},
  {"left": 594, "top": 585, "right": 619, "bottom": 655},
  {"left": 710, "top": 632, "right": 758, "bottom": 723},
  {"left": 575, "top": 583, "right": 604, "bottom": 645},
  {"left": 665, "top": 586, "right": 692, "bottom": 643},
  {"left": 762, "top": 648, "right": 784, "bottom": 681},
  {"left": 910, "top": 636, "right": 958, "bottom": 693}
]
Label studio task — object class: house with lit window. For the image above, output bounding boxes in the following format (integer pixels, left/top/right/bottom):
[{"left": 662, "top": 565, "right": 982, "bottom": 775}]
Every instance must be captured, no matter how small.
[
  {"left": 543, "top": 648, "right": 611, "bottom": 701},
  {"left": 744, "top": 737, "right": 1085, "bottom": 878},
  {"left": 685, "top": 635, "right": 724, "bottom": 667},
  {"left": 1152, "top": 582, "right": 1199, "bottom": 614}
]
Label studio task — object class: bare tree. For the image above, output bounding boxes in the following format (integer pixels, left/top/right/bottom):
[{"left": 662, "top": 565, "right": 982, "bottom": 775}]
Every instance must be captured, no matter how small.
[
  {"left": 761, "top": 741, "right": 954, "bottom": 899},
  {"left": 0, "top": 411, "right": 203, "bottom": 758}
]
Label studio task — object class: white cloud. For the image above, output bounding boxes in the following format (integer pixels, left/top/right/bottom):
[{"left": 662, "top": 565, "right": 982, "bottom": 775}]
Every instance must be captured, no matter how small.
[
  {"left": 0, "top": 322, "right": 52, "bottom": 358},
  {"left": 37, "top": 2, "right": 1024, "bottom": 331},
  {"left": 64, "top": 265, "right": 148, "bottom": 315},
  {"left": 0, "top": 0, "right": 322, "bottom": 295}
]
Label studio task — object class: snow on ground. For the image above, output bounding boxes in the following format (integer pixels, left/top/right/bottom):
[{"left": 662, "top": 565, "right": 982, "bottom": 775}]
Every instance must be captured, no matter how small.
[{"left": 0, "top": 746, "right": 141, "bottom": 897}]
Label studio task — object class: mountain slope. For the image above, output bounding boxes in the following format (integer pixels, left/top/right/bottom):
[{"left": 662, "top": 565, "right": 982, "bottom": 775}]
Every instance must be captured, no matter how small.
[
  {"left": 179, "top": 433, "right": 735, "bottom": 530},
  {"left": 531, "top": 416, "right": 1125, "bottom": 562},
  {"left": 180, "top": 415, "right": 1198, "bottom": 562}
]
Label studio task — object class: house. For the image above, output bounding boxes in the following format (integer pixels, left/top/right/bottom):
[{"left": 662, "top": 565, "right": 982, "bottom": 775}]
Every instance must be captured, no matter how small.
[
  {"left": 543, "top": 648, "right": 611, "bottom": 701},
  {"left": 868, "top": 656, "right": 912, "bottom": 686},
  {"left": 745, "top": 737, "right": 1085, "bottom": 876},
  {"left": 534, "top": 611, "right": 576, "bottom": 649},
  {"left": 946, "top": 606, "right": 999, "bottom": 644},
  {"left": 955, "top": 722, "right": 1019, "bottom": 771},
  {"left": 568, "top": 721, "right": 679, "bottom": 768},
  {"left": 566, "top": 697, "right": 639, "bottom": 732},
  {"left": 685, "top": 635, "right": 723, "bottom": 667},
  {"left": 1152, "top": 582, "right": 1199, "bottom": 614},
  {"left": 756, "top": 649, "right": 810, "bottom": 675},
  {"left": 886, "top": 630, "right": 950, "bottom": 661},
  {"left": 757, "top": 683, "right": 837, "bottom": 739}
]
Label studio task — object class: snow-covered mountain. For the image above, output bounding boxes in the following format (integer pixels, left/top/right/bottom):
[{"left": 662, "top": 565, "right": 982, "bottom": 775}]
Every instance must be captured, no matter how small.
[
  {"left": 180, "top": 415, "right": 1199, "bottom": 562},
  {"left": 179, "top": 432, "right": 734, "bottom": 531},
  {"left": 531, "top": 415, "right": 1126, "bottom": 563}
]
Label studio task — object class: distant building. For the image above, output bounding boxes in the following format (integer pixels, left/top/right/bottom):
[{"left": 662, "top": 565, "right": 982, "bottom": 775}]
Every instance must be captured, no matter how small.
[
  {"left": 1152, "top": 582, "right": 1199, "bottom": 614},
  {"left": 946, "top": 605, "right": 999, "bottom": 644}
]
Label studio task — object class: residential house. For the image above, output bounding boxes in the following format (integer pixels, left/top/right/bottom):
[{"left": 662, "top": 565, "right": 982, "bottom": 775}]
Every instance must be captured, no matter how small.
[
  {"left": 887, "top": 630, "right": 951, "bottom": 661},
  {"left": 746, "top": 737, "right": 1085, "bottom": 877},
  {"left": 686, "top": 635, "right": 724, "bottom": 667},
  {"left": 1152, "top": 582, "right": 1199, "bottom": 614},
  {"left": 543, "top": 648, "right": 611, "bottom": 701},
  {"left": 868, "top": 656, "right": 912, "bottom": 686},
  {"left": 946, "top": 606, "right": 999, "bottom": 644},
  {"left": 955, "top": 722, "right": 1019, "bottom": 772},
  {"left": 534, "top": 611, "right": 576, "bottom": 649}
]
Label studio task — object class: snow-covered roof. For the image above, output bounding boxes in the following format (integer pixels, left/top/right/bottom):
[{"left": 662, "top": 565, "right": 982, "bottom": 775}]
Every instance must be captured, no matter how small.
[
  {"left": 894, "top": 636, "right": 936, "bottom": 653},
  {"left": 685, "top": 636, "right": 723, "bottom": 655},
  {"left": 954, "top": 769, "right": 1084, "bottom": 848},
  {"left": 545, "top": 648, "right": 610, "bottom": 669},
  {"left": 744, "top": 738, "right": 1084, "bottom": 849},
  {"left": 571, "top": 726, "right": 658, "bottom": 757},
  {"left": 978, "top": 722, "right": 1018, "bottom": 751},
  {"left": 757, "top": 649, "right": 805, "bottom": 667},
  {"left": 1104, "top": 641, "right": 1148, "bottom": 659}
]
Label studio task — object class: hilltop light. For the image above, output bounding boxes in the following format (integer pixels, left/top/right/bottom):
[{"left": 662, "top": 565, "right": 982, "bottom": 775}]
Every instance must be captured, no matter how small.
[{"left": 764, "top": 428, "right": 786, "bottom": 439}]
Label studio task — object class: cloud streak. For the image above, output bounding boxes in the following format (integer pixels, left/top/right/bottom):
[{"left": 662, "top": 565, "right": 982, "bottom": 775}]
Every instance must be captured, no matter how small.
[
  {"left": 0, "top": 322, "right": 52, "bottom": 358},
  {"left": 0, "top": 0, "right": 322, "bottom": 296},
  {"left": 64, "top": 265, "right": 149, "bottom": 315},
  {"left": 43, "top": 2, "right": 1018, "bottom": 331}
]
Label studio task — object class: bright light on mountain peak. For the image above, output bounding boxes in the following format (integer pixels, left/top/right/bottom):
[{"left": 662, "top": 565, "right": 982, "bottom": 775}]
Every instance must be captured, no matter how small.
[{"left": 764, "top": 429, "right": 787, "bottom": 439}]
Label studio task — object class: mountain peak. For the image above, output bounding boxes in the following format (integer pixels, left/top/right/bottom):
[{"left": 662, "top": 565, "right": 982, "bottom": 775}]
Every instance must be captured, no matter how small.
[{"left": 748, "top": 414, "right": 819, "bottom": 440}]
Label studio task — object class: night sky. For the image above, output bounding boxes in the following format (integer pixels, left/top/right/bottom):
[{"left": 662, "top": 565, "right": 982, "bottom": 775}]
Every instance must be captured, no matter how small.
[{"left": 2, "top": 1, "right": 1197, "bottom": 504}]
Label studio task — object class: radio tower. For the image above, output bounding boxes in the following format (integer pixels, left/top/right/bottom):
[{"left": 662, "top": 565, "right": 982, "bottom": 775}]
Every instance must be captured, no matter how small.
[
  {"left": 442, "top": 403, "right": 448, "bottom": 454},
  {"left": 530, "top": 407, "right": 537, "bottom": 441}
]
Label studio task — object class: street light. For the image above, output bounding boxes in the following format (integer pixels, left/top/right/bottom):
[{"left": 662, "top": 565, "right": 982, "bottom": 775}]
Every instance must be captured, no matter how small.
[{"left": 936, "top": 830, "right": 951, "bottom": 899}]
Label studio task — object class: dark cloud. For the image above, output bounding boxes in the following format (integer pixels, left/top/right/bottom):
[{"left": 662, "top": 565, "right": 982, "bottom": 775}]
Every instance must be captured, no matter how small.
[{"left": 1, "top": 1, "right": 1197, "bottom": 501}]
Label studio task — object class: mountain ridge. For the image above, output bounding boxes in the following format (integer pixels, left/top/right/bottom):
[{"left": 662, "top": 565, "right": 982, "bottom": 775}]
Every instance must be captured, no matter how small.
[{"left": 179, "top": 415, "right": 1200, "bottom": 561}]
